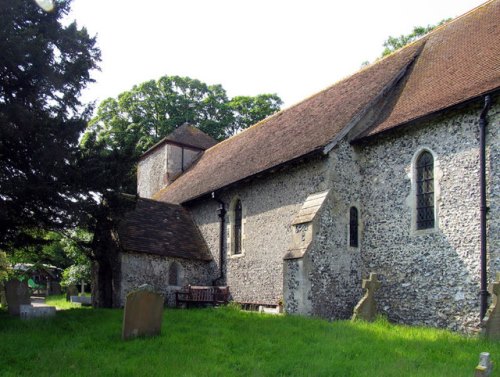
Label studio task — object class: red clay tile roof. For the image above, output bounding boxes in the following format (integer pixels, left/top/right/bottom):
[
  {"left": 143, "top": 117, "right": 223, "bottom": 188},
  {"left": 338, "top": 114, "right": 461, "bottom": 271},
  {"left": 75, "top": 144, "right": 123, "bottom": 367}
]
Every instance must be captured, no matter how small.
[
  {"left": 360, "top": 0, "right": 500, "bottom": 138},
  {"left": 141, "top": 123, "right": 217, "bottom": 159},
  {"left": 155, "top": 0, "right": 500, "bottom": 204},
  {"left": 118, "top": 198, "right": 212, "bottom": 261}
]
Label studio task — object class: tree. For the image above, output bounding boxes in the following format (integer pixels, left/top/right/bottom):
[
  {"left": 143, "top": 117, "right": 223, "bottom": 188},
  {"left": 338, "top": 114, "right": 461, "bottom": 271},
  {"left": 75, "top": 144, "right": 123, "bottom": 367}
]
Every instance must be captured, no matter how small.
[
  {"left": 380, "top": 19, "right": 451, "bottom": 57},
  {"left": 81, "top": 75, "right": 282, "bottom": 194},
  {"left": 0, "top": 0, "right": 100, "bottom": 250}
]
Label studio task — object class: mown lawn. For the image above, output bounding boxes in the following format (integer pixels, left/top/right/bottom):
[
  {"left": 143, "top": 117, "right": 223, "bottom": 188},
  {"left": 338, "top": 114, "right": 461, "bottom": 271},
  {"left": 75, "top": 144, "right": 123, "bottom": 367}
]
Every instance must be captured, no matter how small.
[{"left": 0, "top": 298, "right": 498, "bottom": 377}]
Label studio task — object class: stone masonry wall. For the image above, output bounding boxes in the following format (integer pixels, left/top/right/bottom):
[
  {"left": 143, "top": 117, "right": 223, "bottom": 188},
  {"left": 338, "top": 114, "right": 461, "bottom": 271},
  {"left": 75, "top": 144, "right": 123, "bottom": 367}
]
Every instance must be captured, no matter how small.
[
  {"left": 305, "top": 140, "right": 364, "bottom": 319},
  {"left": 138, "top": 143, "right": 201, "bottom": 198},
  {"left": 137, "top": 146, "right": 166, "bottom": 199},
  {"left": 119, "top": 251, "right": 213, "bottom": 307},
  {"left": 187, "top": 157, "right": 328, "bottom": 305},
  {"left": 358, "top": 102, "right": 499, "bottom": 332}
]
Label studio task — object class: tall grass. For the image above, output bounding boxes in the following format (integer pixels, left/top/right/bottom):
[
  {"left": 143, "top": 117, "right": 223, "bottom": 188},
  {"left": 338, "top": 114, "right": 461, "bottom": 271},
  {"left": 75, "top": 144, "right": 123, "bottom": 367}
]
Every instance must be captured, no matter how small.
[{"left": 0, "top": 303, "right": 498, "bottom": 377}]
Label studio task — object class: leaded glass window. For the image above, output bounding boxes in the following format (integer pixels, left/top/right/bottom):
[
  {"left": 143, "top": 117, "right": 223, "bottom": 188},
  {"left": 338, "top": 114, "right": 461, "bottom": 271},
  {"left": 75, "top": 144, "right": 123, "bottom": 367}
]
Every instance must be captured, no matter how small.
[
  {"left": 349, "top": 207, "right": 359, "bottom": 247},
  {"left": 234, "top": 200, "right": 242, "bottom": 254},
  {"left": 416, "top": 151, "right": 435, "bottom": 230}
]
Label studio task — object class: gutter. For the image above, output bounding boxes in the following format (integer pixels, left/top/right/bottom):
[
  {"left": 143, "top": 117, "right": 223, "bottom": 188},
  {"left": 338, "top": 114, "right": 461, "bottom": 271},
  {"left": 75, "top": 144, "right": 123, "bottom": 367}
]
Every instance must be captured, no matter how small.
[
  {"left": 479, "top": 95, "right": 492, "bottom": 320},
  {"left": 211, "top": 192, "right": 226, "bottom": 285}
]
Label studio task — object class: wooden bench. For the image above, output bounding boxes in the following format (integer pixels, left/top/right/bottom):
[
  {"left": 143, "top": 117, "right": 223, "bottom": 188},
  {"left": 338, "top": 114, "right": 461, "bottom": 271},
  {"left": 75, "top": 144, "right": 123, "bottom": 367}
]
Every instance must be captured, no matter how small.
[{"left": 175, "top": 285, "right": 229, "bottom": 308}]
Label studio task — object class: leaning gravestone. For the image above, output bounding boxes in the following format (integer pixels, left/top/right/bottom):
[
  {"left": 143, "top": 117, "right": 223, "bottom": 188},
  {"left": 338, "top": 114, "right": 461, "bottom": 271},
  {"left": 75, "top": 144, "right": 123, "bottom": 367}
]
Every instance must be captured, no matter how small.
[
  {"left": 474, "top": 352, "right": 493, "bottom": 377},
  {"left": 352, "top": 272, "right": 381, "bottom": 322},
  {"left": 122, "top": 284, "right": 164, "bottom": 340},
  {"left": 5, "top": 280, "right": 31, "bottom": 316},
  {"left": 482, "top": 273, "right": 500, "bottom": 340}
]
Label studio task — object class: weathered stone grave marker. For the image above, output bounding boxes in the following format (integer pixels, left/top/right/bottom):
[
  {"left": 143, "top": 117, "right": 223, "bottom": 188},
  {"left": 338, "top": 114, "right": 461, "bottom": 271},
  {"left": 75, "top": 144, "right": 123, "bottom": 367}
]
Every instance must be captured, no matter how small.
[
  {"left": 474, "top": 352, "right": 493, "bottom": 377},
  {"left": 482, "top": 273, "right": 500, "bottom": 340},
  {"left": 5, "top": 279, "right": 31, "bottom": 316},
  {"left": 122, "top": 284, "right": 164, "bottom": 340},
  {"left": 352, "top": 272, "right": 381, "bottom": 322}
]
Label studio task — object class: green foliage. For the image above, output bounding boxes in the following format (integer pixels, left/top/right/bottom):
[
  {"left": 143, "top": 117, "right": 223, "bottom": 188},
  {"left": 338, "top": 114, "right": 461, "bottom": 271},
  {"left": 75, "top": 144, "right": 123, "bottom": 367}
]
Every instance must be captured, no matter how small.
[
  {"left": 381, "top": 19, "right": 451, "bottom": 57},
  {"left": 0, "top": 0, "right": 101, "bottom": 250},
  {"left": 0, "top": 251, "right": 11, "bottom": 281},
  {"left": 0, "top": 308, "right": 498, "bottom": 376},
  {"left": 60, "top": 263, "right": 91, "bottom": 287},
  {"left": 81, "top": 75, "right": 282, "bottom": 194}
]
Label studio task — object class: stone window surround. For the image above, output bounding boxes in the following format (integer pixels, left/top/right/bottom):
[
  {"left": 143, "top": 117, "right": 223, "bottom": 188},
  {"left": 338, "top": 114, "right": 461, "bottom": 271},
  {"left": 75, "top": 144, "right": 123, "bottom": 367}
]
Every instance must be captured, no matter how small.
[
  {"left": 227, "top": 196, "right": 246, "bottom": 258},
  {"left": 168, "top": 261, "right": 183, "bottom": 287},
  {"left": 408, "top": 147, "right": 441, "bottom": 235}
]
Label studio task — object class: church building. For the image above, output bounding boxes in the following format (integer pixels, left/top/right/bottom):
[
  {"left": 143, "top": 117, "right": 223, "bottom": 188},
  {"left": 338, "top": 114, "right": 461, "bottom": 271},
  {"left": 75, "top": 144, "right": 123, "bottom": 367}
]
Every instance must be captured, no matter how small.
[{"left": 116, "top": 0, "right": 499, "bottom": 333}]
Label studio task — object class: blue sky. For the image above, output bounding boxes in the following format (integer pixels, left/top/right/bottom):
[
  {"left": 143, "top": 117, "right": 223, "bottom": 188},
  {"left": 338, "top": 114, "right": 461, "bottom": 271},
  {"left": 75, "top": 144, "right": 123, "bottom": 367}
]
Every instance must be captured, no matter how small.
[{"left": 69, "top": 0, "right": 487, "bottom": 109}]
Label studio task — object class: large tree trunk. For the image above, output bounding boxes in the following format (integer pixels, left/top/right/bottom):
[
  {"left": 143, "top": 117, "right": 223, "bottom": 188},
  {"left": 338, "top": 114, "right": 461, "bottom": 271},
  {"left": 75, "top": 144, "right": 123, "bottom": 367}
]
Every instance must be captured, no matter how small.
[{"left": 90, "top": 196, "right": 132, "bottom": 308}]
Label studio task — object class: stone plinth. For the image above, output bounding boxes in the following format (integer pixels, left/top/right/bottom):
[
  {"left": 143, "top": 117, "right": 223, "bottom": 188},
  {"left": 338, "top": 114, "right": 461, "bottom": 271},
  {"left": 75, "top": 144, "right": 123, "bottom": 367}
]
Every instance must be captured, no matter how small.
[
  {"left": 70, "top": 295, "right": 92, "bottom": 306},
  {"left": 474, "top": 352, "right": 493, "bottom": 377},
  {"left": 20, "top": 305, "right": 56, "bottom": 319}
]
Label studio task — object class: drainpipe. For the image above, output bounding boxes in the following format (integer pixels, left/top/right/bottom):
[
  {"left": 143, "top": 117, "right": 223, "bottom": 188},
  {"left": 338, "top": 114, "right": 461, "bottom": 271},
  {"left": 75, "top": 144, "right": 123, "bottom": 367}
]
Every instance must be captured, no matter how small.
[
  {"left": 479, "top": 95, "right": 491, "bottom": 320},
  {"left": 212, "top": 192, "right": 226, "bottom": 285}
]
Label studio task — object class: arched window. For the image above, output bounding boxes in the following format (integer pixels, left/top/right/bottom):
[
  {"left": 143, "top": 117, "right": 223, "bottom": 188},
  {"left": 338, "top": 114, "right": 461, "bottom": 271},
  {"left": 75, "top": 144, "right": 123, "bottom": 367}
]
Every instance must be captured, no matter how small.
[
  {"left": 416, "top": 151, "right": 435, "bottom": 230},
  {"left": 349, "top": 207, "right": 359, "bottom": 247},
  {"left": 234, "top": 200, "right": 243, "bottom": 255},
  {"left": 168, "top": 262, "right": 180, "bottom": 286}
]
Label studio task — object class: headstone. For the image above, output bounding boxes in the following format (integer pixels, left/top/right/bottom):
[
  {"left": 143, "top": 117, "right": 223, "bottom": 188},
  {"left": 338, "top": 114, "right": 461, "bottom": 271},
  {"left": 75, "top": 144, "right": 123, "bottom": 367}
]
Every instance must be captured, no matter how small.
[
  {"left": 474, "top": 352, "right": 493, "bottom": 377},
  {"left": 122, "top": 284, "right": 164, "bottom": 340},
  {"left": 352, "top": 272, "right": 381, "bottom": 322},
  {"left": 66, "top": 285, "right": 79, "bottom": 301},
  {"left": 5, "top": 279, "right": 31, "bottom": 316},
  {"left": 483, "top": 273, "right": 500, "bottom": 340},
  {"left": 20, "top": 304, "right": 56, "bottom": 320}
]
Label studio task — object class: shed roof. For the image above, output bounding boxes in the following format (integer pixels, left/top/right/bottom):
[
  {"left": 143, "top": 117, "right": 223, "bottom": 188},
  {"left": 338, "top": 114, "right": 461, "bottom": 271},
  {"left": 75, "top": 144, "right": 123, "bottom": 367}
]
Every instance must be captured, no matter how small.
[
  {"left": 118, "top": 198, "right": 212, "bottom": 261},
  {"left": 155, "top": 0, "right": 500, "bottom": 204}
]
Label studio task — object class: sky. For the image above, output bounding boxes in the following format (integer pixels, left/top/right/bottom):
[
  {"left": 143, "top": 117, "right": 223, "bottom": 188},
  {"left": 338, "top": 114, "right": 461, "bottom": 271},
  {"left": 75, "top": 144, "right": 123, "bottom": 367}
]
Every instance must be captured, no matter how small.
[{"left": 68, "top": 0, "right": 487, "bottom": 109}]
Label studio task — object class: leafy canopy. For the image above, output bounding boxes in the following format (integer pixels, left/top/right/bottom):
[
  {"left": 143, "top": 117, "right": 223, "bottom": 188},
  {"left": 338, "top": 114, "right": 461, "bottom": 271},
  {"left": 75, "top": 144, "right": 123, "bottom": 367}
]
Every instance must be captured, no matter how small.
[
  {"left": 81, "top": 75, "right": 282, "bottom": 193},
  {"left": 381, "top": 19, "right": 451, "bottom": 57},
  {"left": 0, "top": 0, "right": 100, "bottom": 250}
]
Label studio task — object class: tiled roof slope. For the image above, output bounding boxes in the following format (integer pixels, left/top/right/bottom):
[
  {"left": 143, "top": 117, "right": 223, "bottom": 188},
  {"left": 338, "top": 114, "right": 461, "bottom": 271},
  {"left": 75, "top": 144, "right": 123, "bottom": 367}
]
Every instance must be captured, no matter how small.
[
  {"left": 155, "top": 42, "right": 424, "bottom": 204},
  {"left": 156, "top": 0, "right": 499, "bottom": 204},
  {"left": 141, "top": 123, "right": 217, "bottom": 159},
  {"left": 361, "top": 0, "right": 500, "bottom": 138},
  {"left": 118, "top": 198, "right": 212, "bottom": 261}
]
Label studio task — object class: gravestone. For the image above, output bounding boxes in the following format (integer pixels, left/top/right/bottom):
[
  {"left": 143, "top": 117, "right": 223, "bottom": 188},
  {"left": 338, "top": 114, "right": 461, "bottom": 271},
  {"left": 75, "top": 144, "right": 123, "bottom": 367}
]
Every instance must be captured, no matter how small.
[
  {"left": 352, "top": 272, "right": 381, "bottom": 322},
  {"left": 66, "top": 285, "right": 79, "bottom": 301},
  {"left": 5, "top": 280, "right": 31, "bottom": 316},
  {"left": 20, "top": 304, "right": 56, "bottom": 319},
  {"left": 474, "top": 352, "right": 493, "bottom": 377},
  {"left": 483, "top": 273, "right": 500, "bottom": 340},
  {"left": 122, "top": 284, "right": 164, "bottom": 340}
]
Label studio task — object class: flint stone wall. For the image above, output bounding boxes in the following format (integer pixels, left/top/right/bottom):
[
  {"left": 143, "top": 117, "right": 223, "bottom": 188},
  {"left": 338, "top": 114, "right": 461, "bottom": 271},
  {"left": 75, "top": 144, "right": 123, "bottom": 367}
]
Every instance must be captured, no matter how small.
[
  {"left": 187, "top": 157, "right": 328, "bottom": 305},
  {"left": 284, "top": 139, "right": 364, "bottom": 319},
  {"left": 119, "top": 251, "right": 214, "bottom": 306},
  {"left": 358, "top": 102, "right": 499, "bottom": 332}
]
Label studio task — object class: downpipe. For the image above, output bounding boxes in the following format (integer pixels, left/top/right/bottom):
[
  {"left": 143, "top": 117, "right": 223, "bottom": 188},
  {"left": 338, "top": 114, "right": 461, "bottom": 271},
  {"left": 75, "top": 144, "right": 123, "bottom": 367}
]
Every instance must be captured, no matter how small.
[
  {"left": 212, "top": 192, "right": 226, "bottom": 285},
  {"left": 479, "top": 95, "right": 491, "bottom": 320}
]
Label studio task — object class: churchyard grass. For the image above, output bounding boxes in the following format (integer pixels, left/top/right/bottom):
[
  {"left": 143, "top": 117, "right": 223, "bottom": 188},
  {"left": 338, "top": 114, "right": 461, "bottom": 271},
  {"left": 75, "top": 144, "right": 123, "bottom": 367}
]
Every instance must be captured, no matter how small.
[{"left": 1, "top": 304, "right": 499, "bottom": 377}]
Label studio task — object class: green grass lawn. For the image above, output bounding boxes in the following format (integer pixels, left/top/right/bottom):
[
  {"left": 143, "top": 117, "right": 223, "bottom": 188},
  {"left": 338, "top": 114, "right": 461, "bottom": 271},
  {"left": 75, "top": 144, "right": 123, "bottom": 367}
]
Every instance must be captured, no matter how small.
[{"left": 0, "top": 297, "right": 498, "bottom": 377}]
